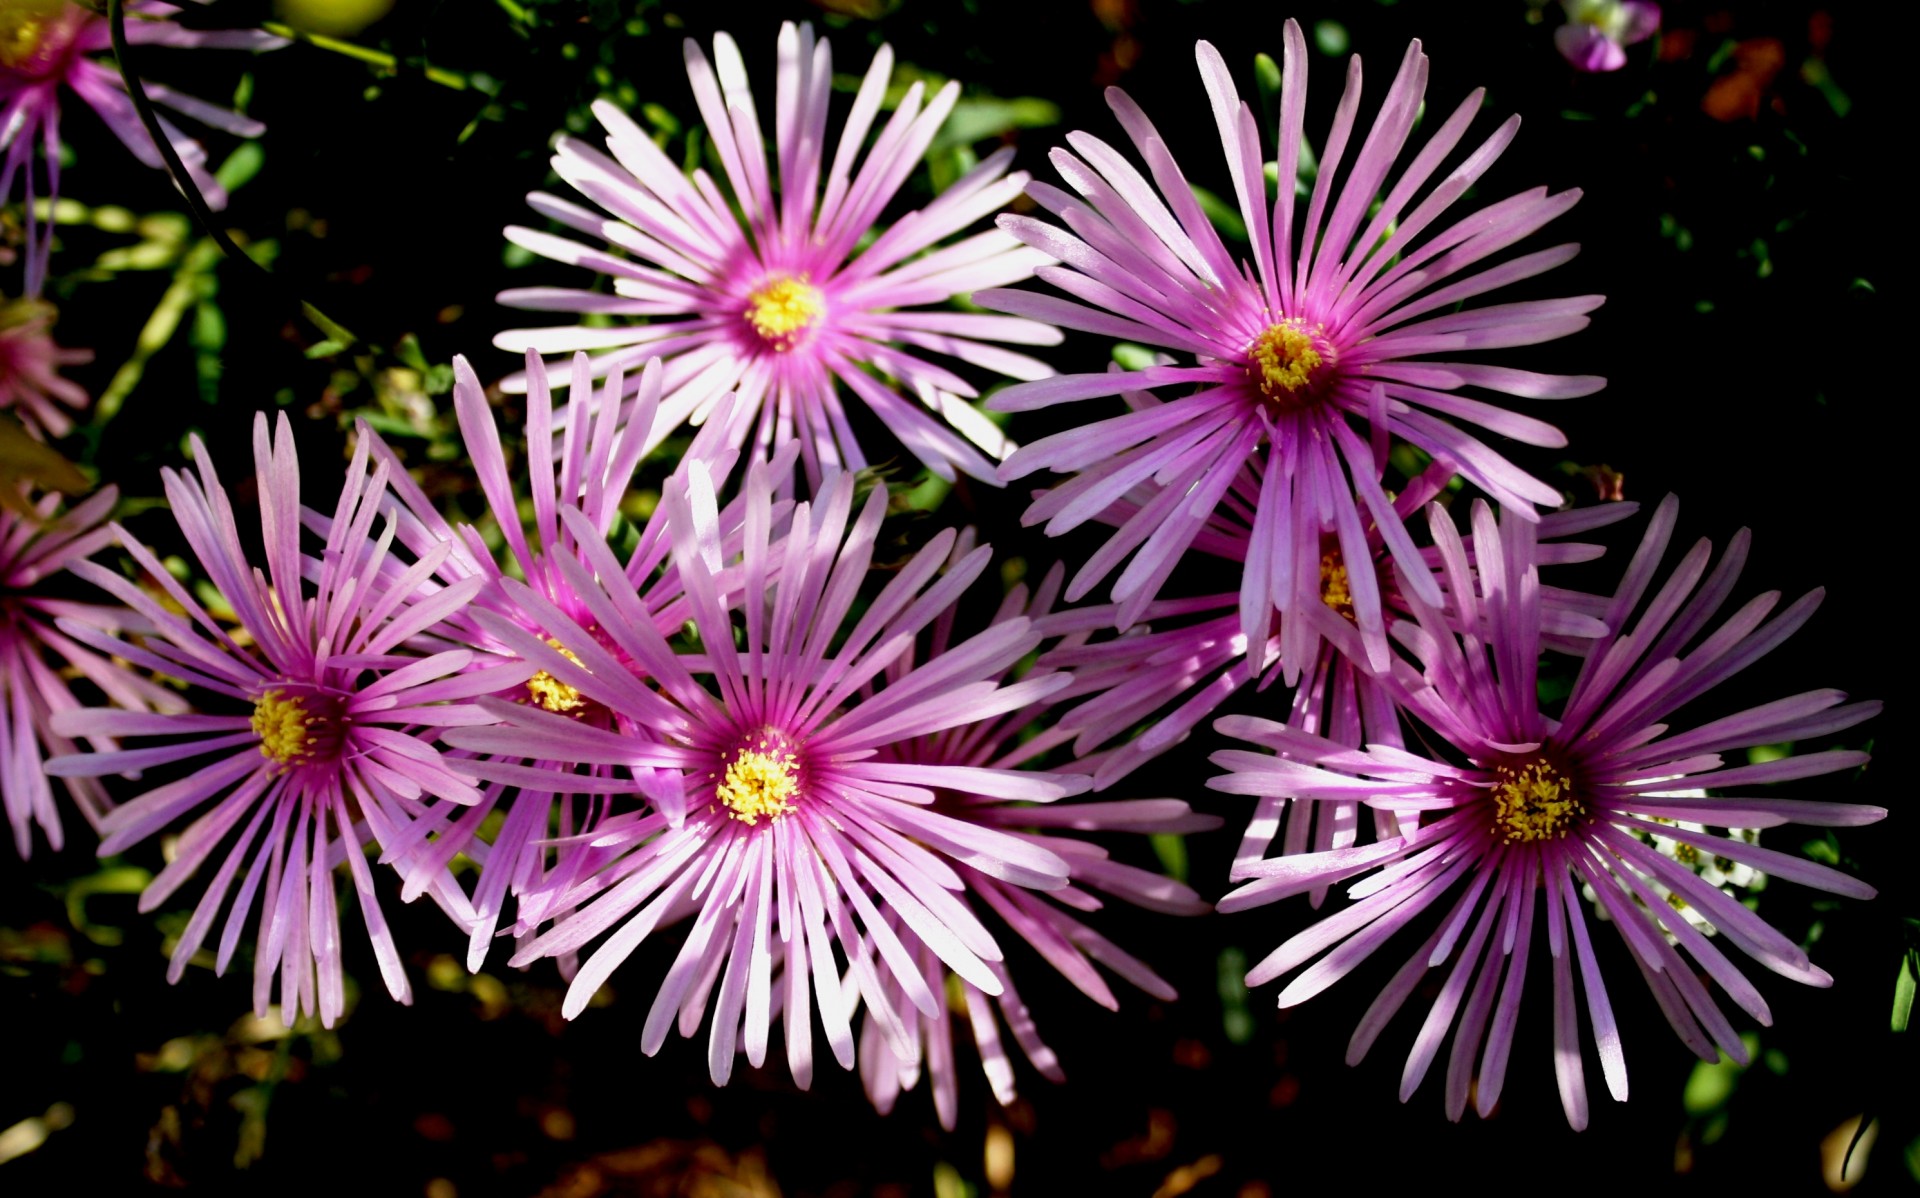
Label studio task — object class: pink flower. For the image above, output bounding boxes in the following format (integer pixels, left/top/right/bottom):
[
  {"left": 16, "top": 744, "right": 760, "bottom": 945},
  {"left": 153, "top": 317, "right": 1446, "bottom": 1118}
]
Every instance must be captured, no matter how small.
[
  {"left": 1, "top": 482, "right": 179, "bottom": 856},
  {"left": 48, "top": 413, "right": 503, "bottom": 1025},
  {"left": 495, "top": 22, "right": 1059, "bottom": 488},
  {"left": 1555, "top": 1, "right": 1662, "bottom": 73},
  {"left": 981, "top": 22, "right": 1601, "bottom": 661},
  {"left": 0, "top": 298, "right": 89, "bottom": 438},
  {"left": 444, "top": 467, "right": 1104, "bottom": 1089},
  {"left": 364, "top": 351, "right": 758, "bottom": 970},
  {"left": 1212, "top": 496, "right": 1881, "bottom": 1127}
]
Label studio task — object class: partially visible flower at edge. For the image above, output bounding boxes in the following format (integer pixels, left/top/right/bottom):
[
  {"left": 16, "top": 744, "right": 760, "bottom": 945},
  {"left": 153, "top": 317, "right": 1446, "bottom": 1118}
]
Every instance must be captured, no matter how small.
[
  {"left": 0, "top": 0, "right": 283, "bottom": 295},
  {"left": 0, "top": 296, "right": 89, "bottom": 438},
  {"left": 2, "top": 480, "right": 181, "bottom": 856},
  {"left": 494, "top": 21, "right": 1060, "bottom": 489},
  {"left": 1556, "top": 0, "right": 1661, "bottom": 73}
]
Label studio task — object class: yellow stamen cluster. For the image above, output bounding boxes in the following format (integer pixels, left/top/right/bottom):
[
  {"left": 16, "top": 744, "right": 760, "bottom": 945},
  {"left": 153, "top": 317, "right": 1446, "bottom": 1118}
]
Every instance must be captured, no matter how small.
[
  {"left": 1490, "top": 759, "right": 1585, "bottom": 842},
  {"left": 526, "top": 639, "right": 586, "bottom": 713},
  {"left": 252, "top": 690, "right": 325, "bottom": 770},
  {"left": 1246, "top": 320, "right": 1326, "bottom": 404},
  {"left": 745, "top": 276, "right": 825, "bottom": 351},
  {"left": 712, "top": 739, "right": 801, "bottom": 826},
  {"left": 0, "top": 0, "right": 66, "bottom": 70},
  {"left": 1319, "top": 552, "right": 1357, "bottom": 622}
]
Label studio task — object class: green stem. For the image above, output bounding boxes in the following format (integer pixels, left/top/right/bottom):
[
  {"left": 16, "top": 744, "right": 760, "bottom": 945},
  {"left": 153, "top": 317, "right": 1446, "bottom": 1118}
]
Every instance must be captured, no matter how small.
[{"left": 260, "top": 21, "right": 470, "bottom": 90}]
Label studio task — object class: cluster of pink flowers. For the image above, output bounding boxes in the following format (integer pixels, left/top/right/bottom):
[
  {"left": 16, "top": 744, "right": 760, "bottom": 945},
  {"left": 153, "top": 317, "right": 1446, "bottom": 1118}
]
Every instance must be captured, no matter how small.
[{"left": 4, "top": 13, "right": 1877, "bottom": 1135}]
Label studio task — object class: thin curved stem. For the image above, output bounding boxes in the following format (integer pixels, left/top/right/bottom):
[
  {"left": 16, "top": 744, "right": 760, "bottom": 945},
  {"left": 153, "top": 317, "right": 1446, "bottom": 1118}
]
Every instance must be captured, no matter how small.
[{"left": 107, "top": 0, "right": 357, "bottom": 349}]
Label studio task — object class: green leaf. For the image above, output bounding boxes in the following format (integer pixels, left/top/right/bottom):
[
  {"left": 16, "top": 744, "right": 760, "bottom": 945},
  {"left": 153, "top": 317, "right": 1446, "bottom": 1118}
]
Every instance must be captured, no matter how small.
[
  {"left": 1253, "top": 52, "right": 1281, "bottom": 119},
  {"left": 192, "top": 299, "right": 227, "bottom": 406},
  {"left": 1190, "top": 183, "right": 1247, "bottom": 242},
  {"left": 64, "top": 863, "right": 154, "bottom": 947},
  {"left": 1802, "top": 834, "right": 1841, "bottom": 866},
  {"left": 1802, "top": 56, "right": 1851, "bottom": 117},
  {"left": 1894, "top": 951, "right": 1916, "bottom": 1033},
  {"left": 214, "top": 142, "right": 265, "bottom": 194},
  {"left": 641, "top": 102, "right": 680, "bottom": 137},
  {"left": 899, "top": 471, "right": 951, "bottom": 514},
  {"left": 929, "top": 96, "right": 1060, "bottom": 153},
  {"left": 1217, "top": 947, "right": 1254, "bottom": 1044},
  {"left": 1683, "top": 1052, "right": 1743, "bottom": 1116},
  {"left": 395, "top": 332, "right": 430, "bottom": 373},
  {"left": 1150, "top": 833, "right": 1188, "bottom": 884},
  {"left": 603, "top": 510, "right": 641, "bottom": 562}
]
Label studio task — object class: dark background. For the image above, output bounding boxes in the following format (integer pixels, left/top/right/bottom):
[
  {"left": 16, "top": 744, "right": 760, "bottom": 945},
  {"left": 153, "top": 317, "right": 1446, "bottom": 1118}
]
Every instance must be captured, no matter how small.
[{"left": 1, "top": 0, "right": 1903, "bottom": 1193}]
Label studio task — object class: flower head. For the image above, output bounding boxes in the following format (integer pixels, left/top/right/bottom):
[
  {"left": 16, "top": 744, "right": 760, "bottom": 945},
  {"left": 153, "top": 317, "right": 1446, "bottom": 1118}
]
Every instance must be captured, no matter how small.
[
  {"left": 495, "top": 22, "right": 1060, "bottom": 487},
  {"left": 1, "top": 0, "right": 282, "bottom": 295},
  {"left": 1, "top": 480, "right": 179, "bottom": 855},
  {"left": 47, "top": 412, "right": 500, "bottom": 1025},
  {"left": 981, "top": 21, "right": 1601, "bottom": 661},
  {"left": 0, "top": 297, "right": 89, "bottom": 438},
  {"left": 1211, "top": 496, "right": 1882, "bottom": 1128},
  {"left": 363, "top": 351, "right": 758, "bottom": 969},
  {"left": 1555, "top": 1, "right": 1661, "bottom": 73},
  {"left": 447, "top": 467, "right": 1110, "bottom": 1090}
]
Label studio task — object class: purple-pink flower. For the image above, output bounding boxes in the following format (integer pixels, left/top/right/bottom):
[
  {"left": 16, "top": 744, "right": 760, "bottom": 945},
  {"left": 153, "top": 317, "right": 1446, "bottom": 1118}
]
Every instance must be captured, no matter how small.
[
  {"left": 366, "top": 351, "right": 755, "bottom": 969},
  {"left": 1, "top": 0, "right": 282, "bottom": 295},
  {"left": 981, "top": 21, "right": 1601, "bottom": 658},
  {"left": 444, "top": 467, "right": 1112, "bottom": 1090},
  {"left": 47, "top": 413, "right": 503, "bottom": 1026},
  {"left": 1555, "top": 1, "right": 1662, "bottom": 73},
  {"left": 2, "top": 481, "right": 179, "bottom": 856},
  {"left": 1211, "top": 496, "right": 1882, "bottom": 1128},
  {"left": 0, "top": 297, "right": 89, "bottom": 437},
  {"left": 495, "top": 22, "right": 1059, "bottom": 487}
]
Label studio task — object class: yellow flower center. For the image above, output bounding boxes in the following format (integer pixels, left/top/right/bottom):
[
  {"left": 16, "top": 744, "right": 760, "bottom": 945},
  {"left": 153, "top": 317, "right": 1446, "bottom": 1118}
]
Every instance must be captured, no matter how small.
[
  {"left": 0, "top": 0, "right": 65, "bottom": 70},
  {"left": 713, "top": 738, "right": 801, "bottom": 826},
  {"left": 1319, "top": 552, "right": 1357, "bottom": 622},
  {"left": 526, "top": 639, "right": 586, "bottom": 713},
  {"left": 1245, "top": 319, "right": 1328, "bottom": 406},
  {"left": 1490, "top": 759, "right": 1585, "bottom": 842},
  {"left": 745, "top": 276, "right": 824, "bottom": 351},
  {"left": 252, "top": 690, "right": 328, "bottom": 770}
]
